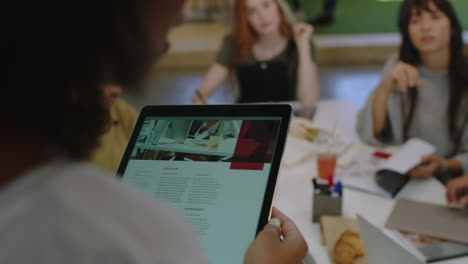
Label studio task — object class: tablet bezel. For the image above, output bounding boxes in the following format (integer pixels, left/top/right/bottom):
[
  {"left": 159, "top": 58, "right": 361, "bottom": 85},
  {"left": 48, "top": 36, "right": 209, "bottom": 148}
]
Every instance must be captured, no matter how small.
[{"left": 116, "top": 104, "right": 292, "bottom": 235}]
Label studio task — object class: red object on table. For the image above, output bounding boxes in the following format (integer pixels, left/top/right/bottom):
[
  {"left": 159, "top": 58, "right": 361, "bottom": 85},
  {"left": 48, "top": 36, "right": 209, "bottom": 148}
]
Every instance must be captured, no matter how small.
[
  {"left": 373, "top": 151, "right": 391, "bottom": 159},
  {"left": 327, "top": 174, "right": 335, "bottom": 187}
]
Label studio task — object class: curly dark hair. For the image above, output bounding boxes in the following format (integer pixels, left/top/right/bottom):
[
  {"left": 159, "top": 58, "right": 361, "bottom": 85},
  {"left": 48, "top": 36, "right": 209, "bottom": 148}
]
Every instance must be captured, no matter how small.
[
  {"left": 2, "top": 0, "right": 156, "bottom": 159},
  {"left": 398, "top": 0, "right": 468, "bottom": 143}
]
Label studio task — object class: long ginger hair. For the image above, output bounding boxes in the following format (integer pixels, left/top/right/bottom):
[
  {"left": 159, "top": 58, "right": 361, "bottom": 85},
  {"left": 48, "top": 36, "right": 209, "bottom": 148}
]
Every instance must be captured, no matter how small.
[{"left": 228, "top": 0, "right": 295, "bottom": 69}]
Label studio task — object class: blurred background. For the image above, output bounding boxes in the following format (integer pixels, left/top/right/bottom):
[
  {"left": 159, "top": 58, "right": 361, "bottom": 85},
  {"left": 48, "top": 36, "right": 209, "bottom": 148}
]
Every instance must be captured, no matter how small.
[{"left": 124, "top": 0, "right": 468, "bottom": 110}]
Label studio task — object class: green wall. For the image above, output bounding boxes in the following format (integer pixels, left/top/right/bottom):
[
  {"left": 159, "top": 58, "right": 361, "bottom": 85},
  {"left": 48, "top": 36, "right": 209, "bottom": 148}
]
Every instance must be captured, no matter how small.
[{"left": 299, "top": 0, "right": 468, "bottom": 34}]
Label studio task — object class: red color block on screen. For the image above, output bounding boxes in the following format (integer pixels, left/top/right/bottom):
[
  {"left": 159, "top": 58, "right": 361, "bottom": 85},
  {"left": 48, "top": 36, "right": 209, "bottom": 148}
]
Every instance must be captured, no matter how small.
[{"left": 230, "top": 162, "right": 264, "bottom": 170}]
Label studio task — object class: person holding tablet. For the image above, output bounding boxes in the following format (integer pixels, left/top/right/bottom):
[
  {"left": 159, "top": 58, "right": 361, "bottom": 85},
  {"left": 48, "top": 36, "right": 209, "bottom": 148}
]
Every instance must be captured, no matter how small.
[
  {"left": 1, "top": 0, "right": 308, "bottom": 263},
  {"left": 193, "top": 0, "right": 319, "bottom": 117},
  {"left": 356, "top": 0, "right": 468, "bottom": 179}
]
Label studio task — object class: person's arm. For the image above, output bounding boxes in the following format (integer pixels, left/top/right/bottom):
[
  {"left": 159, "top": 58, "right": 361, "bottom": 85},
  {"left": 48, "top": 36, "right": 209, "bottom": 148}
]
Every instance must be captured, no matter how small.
[
  {"left": 446, "top": 159, "right": 463, "bottom": 174},
  {"left": 410, "top": 105, "right": 468, "bottom": 179},
  {"left": 446, "top": 175, "right": 468, "bottom": 205},
  {"left": 196, "top": 121, "right": 221, "bottom": 139},
  {"left": 244, "top": 207, "right": 308, "bottom": 264},
  {"left": 371, "top": 78, "right": 395, "bottom": 137},
  {"left": 194, "top": 38, "right": 234, "bottom": 104},
  {"left": 193, "top": 63, "right": 229, "bottom": 104},
  {"left": 409, "top": 155, "right": 463, "bottom": 179},
  {"left": 371, "top": 62, "right": 423, "bottom": 137},
  {"left": 293, "top": 23, "right": 319, "bottom": 115}
]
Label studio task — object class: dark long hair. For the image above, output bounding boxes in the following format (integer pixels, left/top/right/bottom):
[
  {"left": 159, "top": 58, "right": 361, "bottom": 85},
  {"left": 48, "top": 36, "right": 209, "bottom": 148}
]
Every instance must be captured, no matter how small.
[
  {"left": 2, "top": 0, "right": 156, "bottom": 159},
  {"left": 398, "top": 0, "right": 468, "bottom": 143}
]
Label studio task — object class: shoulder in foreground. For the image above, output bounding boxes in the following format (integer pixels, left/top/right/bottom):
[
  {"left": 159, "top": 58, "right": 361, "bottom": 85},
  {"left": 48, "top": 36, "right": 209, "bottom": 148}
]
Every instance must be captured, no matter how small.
[
  {"left": 112, "top": 98, "right": 138, "bottom": 128},
  {"left": 43, "top": 162, "right": 207, "bottom": 262},
  {"left": 114, "top": 98, "right": 138, "bottom": 117},
  {"left": 52, "top": 162, "right": 178, "bottom": 222}
]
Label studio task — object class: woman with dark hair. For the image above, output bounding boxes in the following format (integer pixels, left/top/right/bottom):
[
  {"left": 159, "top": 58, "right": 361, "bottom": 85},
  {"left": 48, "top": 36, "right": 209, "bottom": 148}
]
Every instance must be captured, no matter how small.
[
  {"left": 193, "top": 0, "right": 319, "bottom": 116},
  {"left": 357, "top": 0, "right": 468, "bottom": 179},
  {"left": 1, "top": 0, "right": 307, "bottom": 263}
]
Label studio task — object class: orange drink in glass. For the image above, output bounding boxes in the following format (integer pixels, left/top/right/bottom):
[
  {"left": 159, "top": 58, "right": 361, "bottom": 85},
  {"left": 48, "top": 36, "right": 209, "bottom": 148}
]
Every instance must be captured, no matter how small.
[{"left": 317, "top": 152, "right": 337, "bottom": 180}]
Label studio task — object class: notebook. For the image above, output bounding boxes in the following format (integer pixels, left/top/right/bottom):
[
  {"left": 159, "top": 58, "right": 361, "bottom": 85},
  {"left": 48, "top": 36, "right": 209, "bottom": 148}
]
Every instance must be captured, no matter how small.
[
  {"left": 386, "top": 198, "right": 468, "bottom": 244},
  {"left": 358, "top": 215, "right": 424, "bottom": 264}
]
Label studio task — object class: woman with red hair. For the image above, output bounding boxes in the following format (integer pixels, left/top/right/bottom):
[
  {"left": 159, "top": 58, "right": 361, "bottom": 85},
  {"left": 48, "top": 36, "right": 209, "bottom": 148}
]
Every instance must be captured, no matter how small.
[{"left": 193, "top": 0, "right": 319, "bottom": 116}]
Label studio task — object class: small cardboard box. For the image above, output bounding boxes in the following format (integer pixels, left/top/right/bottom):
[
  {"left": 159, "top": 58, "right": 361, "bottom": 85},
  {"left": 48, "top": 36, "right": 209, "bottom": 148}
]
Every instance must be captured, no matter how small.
[{"left": 312, "top": 185, "right": 342, "bottom": 223}]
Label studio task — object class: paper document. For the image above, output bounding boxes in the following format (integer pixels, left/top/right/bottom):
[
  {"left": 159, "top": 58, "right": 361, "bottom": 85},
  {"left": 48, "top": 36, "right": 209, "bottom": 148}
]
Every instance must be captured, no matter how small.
[
  {"left": 378, "top": 138, "right": 435, "bottom": 174},
  {"left": 338, "top": 138, "right": 434, "bottom": 198},
  {"left": 338, "top": 145, "right": 392, "bottom": 198}
]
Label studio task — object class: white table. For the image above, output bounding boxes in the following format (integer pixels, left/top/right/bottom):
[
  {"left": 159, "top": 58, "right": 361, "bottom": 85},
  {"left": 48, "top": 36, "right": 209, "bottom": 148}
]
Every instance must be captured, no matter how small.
[{"left": 275, "top": 100, "right": 468, "bottom": 264}]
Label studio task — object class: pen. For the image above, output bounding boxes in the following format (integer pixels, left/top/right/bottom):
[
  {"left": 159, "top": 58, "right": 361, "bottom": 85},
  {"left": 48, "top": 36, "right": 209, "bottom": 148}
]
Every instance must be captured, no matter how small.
[
  {"left": 312, "top": 178, "right": 318, "bottom": 190},
  {"left": 327, "top": 174, "right": 335, "bottom": 187},
  {"left": 195, "top": 90, "right": 209, "bottom": 104},
  {"left": 312, "top": 178, "right": 321, "bottom": 194},
  {"left": 333, "top": 181, "right": 342, "bottom": 195}
]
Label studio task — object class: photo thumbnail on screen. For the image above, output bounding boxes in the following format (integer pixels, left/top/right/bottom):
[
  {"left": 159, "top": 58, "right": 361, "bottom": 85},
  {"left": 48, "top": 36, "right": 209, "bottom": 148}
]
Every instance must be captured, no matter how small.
[{"left": 131, "top": 118, "right": 280, "bottom": 169}]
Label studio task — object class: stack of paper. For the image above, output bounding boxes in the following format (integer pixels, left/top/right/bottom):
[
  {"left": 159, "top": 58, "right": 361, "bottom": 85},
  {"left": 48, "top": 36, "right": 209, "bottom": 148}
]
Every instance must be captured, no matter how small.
[{"left": 339, "top": 138, "right": 435, "bottom": 198}]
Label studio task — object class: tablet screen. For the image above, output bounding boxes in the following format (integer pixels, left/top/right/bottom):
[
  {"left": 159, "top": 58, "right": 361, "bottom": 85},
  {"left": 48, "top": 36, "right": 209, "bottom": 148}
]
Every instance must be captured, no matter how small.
[{"left": 121, "top": 116, "right": 282, "bottom": 263}]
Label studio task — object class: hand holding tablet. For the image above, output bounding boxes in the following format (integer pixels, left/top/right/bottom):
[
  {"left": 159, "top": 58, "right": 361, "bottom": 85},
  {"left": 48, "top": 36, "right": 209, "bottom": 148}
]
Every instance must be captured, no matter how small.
[{"left": 245, "top": 208, "right": 308, "bottom": 264}]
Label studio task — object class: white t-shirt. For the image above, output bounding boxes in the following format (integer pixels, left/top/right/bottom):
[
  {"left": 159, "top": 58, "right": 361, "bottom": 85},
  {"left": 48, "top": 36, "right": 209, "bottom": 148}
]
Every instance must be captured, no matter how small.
[{"left": 0, "top": 160, "right": 207, "bottom": 264}]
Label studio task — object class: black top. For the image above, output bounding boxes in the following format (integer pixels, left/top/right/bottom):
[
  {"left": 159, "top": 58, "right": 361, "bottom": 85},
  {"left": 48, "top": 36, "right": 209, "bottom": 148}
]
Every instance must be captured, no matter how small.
[
  {"left": 236, "top": 58, "right": 294, "bottom": 103},
  {"left": 216, "top": 37, "right": 316, "bottom": 103}
]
